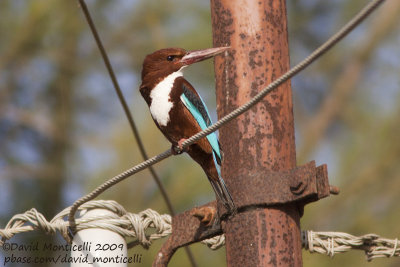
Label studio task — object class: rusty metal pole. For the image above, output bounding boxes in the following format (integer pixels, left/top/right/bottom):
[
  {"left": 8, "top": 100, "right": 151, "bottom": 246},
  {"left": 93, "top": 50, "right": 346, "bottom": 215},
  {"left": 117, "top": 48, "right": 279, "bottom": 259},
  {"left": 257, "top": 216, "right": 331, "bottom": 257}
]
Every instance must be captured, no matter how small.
[{"left": 211, "top": 0, "right": 302, "bottom": 266}]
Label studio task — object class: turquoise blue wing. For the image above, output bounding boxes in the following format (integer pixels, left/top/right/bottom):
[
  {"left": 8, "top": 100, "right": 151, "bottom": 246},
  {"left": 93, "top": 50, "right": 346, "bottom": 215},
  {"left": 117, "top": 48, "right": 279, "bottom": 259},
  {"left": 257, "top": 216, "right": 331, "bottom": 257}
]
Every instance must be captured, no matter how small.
[
  {"left": 181, "top": 86, "right": 236, "bottom": 212},
  {"left": 180, "top": 85, "right": 221, "bottom": 165}
]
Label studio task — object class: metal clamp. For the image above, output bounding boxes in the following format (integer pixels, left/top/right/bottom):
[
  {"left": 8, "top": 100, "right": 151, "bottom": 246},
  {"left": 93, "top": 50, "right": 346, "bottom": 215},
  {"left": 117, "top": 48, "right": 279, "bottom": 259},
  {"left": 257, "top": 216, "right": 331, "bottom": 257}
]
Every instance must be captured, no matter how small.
[{"left": 153, "top": 161, "right": 338, "bottom": 266}]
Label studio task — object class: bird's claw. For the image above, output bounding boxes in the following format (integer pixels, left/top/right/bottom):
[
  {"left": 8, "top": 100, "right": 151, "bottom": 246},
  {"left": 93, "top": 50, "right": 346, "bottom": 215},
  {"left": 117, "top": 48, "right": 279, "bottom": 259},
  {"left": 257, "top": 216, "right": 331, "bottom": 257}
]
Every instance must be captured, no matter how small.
[
  {"left": 190, "top": 206, "right": 217, "bottom": 226},
  {"left": 171, "top": 138, "right": 187, "bottom": 155},
  {"left": 226, "top": 205, "right": 238, "bottom": 217}
]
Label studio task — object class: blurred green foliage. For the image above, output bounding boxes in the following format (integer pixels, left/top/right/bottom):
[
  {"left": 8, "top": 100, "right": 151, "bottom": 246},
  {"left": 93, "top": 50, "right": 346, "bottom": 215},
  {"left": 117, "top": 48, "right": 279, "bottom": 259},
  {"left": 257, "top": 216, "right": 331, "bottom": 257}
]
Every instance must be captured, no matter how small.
[{"left": 0, "top": 0, "right": 399, "bottom": 266}]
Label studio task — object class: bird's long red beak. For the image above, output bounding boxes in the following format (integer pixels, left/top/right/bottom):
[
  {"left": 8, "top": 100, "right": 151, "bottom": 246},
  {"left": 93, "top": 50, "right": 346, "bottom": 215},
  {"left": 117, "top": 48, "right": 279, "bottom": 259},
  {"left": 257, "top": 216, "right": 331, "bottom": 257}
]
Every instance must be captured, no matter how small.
[{"left": 180, "top": 47, "right": 229, "bottom": 65}]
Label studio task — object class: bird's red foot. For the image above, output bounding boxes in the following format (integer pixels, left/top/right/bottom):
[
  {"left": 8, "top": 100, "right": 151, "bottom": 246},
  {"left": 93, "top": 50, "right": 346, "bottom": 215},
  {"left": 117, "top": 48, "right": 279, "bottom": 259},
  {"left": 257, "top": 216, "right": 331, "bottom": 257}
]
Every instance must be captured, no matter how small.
[
  {"left": 171, "top": 138, "right": 188, "bottom": 155},
  {"left": 190, "top": 206, "right": 217, "bottom": 226}
]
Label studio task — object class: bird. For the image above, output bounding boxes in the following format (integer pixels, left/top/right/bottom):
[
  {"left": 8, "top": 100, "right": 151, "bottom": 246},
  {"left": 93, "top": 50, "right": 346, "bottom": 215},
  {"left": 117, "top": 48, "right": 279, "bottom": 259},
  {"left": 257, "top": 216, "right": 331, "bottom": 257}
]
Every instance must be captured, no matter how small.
[{"left": 139, "top": 47, "right": 236, "bottom": 216}]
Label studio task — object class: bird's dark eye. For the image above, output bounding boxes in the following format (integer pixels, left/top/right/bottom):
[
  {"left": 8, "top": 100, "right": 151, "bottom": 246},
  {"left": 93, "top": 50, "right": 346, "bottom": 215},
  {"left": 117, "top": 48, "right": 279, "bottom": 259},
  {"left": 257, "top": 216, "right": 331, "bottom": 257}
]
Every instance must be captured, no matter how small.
[{"left": 167, "top": 55, "right": 174, "bottom": 61}]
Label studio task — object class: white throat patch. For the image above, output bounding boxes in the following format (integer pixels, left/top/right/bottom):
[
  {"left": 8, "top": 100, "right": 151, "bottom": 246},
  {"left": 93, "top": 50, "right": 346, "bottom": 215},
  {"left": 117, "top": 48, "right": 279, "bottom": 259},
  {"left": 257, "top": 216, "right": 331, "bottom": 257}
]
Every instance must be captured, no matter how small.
[{"left": 150, "top": 70, "right": 183, "bottom": 126}]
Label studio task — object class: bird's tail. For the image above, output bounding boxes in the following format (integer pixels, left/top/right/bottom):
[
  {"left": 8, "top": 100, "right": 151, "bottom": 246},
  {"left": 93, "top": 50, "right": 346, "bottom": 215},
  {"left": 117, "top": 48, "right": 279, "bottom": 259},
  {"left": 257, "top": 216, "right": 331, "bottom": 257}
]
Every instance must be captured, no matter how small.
[{"left": 208, "top": 175, "right": 236, "bottom": 214}]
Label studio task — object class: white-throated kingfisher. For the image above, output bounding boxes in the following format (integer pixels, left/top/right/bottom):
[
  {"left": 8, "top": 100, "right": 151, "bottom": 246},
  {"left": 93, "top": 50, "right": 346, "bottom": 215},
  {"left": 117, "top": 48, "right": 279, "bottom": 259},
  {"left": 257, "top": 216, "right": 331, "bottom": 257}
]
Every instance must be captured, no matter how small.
[{"left": 139, "top": 47, "right": 236, "bottom": 215}]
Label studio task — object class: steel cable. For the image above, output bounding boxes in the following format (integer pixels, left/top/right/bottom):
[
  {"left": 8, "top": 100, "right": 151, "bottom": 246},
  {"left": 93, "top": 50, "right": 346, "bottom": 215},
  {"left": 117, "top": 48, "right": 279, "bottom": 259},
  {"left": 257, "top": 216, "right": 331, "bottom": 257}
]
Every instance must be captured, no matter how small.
[{"left": 69, "top": 0, "right": 386, "bottom": 233}]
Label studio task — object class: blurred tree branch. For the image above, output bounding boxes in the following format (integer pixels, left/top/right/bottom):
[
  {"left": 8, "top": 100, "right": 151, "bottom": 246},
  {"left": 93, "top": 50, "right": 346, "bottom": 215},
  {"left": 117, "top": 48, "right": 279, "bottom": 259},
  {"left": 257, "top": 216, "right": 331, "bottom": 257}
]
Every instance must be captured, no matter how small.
[
  {"left": 309, "top": 102, "right": 400, "bottom": 228},
  {"left": 1, "top": 106, "right": 55, "bottom": 137},
  {"left": 0, "top": 2, "right": 50, "bottom": 73},
  {"left": 298, "top": 0, "right": 400, "bottom": 161}
]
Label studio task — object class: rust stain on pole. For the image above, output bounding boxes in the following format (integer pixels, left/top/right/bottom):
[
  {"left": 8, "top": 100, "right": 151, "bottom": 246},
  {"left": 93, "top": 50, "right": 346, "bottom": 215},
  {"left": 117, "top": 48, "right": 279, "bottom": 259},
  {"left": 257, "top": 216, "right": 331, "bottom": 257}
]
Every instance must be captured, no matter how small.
[{"left": 211, "top": 0, "right": 302, "bottom": 266}]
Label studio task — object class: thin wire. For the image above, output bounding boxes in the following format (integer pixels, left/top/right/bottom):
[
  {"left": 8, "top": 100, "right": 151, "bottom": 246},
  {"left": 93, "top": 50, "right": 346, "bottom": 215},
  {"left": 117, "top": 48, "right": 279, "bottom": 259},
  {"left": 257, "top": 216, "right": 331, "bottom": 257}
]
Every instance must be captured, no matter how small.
[
  {"left": 69, "top": 0, "right": 386, "bottom": 240},
  {"left": 77, "top": 1, "right": 197, "bottom": 266},
  {"left": 77, "top": 0, "right": 174, "bottom": 216}
]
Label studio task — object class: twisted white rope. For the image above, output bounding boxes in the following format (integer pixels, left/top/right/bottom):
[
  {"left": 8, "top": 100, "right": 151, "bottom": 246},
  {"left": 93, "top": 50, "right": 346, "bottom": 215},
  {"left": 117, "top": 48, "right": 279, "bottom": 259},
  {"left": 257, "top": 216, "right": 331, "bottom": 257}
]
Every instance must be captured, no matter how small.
[
  {"left": 1, "top": 200, "right": 399, "bottom": 261},
  {"left": 303, "top": 230, "right": 400, "bottom": 261},
  {"left": 1, "top": 200, "right": 171, "bottom": 249}
]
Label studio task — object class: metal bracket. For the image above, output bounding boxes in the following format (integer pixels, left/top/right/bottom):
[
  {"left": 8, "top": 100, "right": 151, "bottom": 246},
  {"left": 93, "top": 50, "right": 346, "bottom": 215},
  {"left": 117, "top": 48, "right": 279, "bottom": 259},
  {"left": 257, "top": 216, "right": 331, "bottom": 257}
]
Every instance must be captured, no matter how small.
[
  {"left": 217, "top": 160, "right": 334, "bottom": 215},
  {"left": 153, "top": 160, "right": 337, "bottom": 266},
  {"left": 153, "top": 202, "right": 222, "bottom": 267}
]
